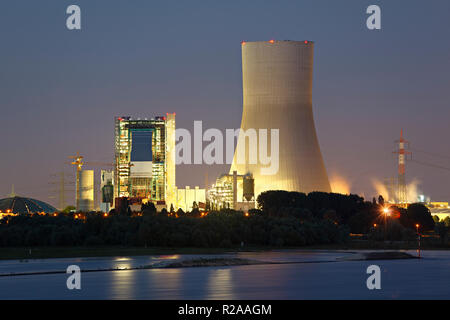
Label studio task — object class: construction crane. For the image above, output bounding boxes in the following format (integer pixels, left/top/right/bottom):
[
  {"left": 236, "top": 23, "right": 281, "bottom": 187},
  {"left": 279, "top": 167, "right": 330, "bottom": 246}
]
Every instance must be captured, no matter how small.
[
  {"left": 69, "top": 152, "right": 114, "bottom": 211},
  {"left": 69, "top": 152, "right": 85, "bottom": 210}
]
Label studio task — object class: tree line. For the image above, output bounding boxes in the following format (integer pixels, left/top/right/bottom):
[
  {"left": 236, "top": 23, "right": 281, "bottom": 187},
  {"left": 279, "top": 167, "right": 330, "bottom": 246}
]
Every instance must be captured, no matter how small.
[{"left": 0, "top": 191, "right": 447, "bottom": 247}]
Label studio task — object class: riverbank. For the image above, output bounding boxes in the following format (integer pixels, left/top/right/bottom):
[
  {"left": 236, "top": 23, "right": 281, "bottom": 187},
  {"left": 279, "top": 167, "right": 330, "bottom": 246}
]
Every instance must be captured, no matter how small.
[{"left": 0, "top": 240, "right": 448, "bottom": 260}]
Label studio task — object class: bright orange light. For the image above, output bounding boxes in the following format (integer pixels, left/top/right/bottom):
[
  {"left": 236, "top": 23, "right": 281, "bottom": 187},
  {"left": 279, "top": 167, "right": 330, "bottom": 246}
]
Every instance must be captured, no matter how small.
[
  {"left": 383, "top": 207, "right": 389, "bottom": 214},
  {"left": 373, "top": 224, "right": 377, "bottom": 228},
  {"left": 416, "top": 224, "right": 419, "bottom": 228},
  {"left": 104, "top": 213, "right": 108, "bottom": 217},
  {"left": 241, "top": 41, "right": 246, "bottom": 45},
  {"left": 245, "top": 212, "right": 249, "bottom": 217},
  {"left": 269, "top": 39, "right": 274, "bottom": 44}
]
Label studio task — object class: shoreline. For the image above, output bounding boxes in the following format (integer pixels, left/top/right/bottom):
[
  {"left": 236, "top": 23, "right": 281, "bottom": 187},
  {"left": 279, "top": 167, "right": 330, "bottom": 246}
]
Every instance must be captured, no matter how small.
[
  {"left": 0, "top": 242, "right": 447, "bottom": 261},
  {"left": 0, "top": 252, "right": 418, "bottom": 278}
]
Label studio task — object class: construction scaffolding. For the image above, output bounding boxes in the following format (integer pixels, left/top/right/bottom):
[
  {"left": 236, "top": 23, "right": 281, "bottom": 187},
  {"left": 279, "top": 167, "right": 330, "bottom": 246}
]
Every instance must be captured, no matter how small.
[{"left": 114, "top": 115, "right": 176, "bottom": 207}]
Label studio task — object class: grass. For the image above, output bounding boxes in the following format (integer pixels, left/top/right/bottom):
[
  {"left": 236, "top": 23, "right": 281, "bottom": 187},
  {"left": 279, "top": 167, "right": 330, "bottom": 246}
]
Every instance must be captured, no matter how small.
[
  {"left": 0, "top": 240, "right": 448, "bottom": 260},
  {"left": 0, "top": 246, "right": 235, "bottom": 260}
]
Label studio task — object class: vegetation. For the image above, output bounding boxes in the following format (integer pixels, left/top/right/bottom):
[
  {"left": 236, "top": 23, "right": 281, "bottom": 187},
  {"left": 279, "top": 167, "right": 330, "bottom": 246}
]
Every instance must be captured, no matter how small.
[
  {"left": 0, "top": 210, "right": 348, "bottom": 248},
  {"left": 0, "top": 191, "right": 447, "bottom": 252}
]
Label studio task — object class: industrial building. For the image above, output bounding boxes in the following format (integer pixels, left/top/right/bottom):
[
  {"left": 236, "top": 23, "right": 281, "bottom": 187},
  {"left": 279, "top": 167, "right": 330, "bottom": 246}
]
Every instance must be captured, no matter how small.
[
  {"left": 114, "top": 114, "right": 176, "bottom": 210},
  {"left": 229, "top": 40, "right": 331, "bottom": 197},
  {"left": 175, "top": 186, "right": 206, "bottom": 212},
  {"left": 77, "top": 169, "right": 94, "bottom": 212},
  {"left": 0, "top": 195, "right": 57, "bottom": 216},
  {"left": 100, "top": 170, "right": 114, "bottom": 212},
  {"left": 208, "top": 171, "right": 255, "bottom": 211}
]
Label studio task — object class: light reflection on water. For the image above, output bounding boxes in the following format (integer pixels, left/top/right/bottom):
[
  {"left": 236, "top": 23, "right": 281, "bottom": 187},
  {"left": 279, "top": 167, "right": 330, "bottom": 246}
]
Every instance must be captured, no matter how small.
[
  {"left": 207, "top": 268, "right": 234, "bottom": 300},
  {"left": 107, "top": 266, "right": 235, "bottom": 300},
  {"left": 0, "top": 251, "right": 449, "bottom": 299},
  {"left": 146, "top": 268, "right": 182, "bottom": 299},
  {"left": 111, "top": 263, "right": 134, "bottom": 299}
]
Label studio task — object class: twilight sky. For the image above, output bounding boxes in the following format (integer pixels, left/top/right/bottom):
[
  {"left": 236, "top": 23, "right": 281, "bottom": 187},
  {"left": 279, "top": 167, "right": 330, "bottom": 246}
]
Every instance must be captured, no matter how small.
[{"left": 1, "top": 0, "right": 450, "bottom": 207}]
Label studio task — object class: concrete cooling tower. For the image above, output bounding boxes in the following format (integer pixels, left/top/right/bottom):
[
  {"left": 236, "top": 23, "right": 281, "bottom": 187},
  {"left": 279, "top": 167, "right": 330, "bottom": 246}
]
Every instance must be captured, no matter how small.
[{"left": 230, "top": 40, "right": 331, "bottom": 197}]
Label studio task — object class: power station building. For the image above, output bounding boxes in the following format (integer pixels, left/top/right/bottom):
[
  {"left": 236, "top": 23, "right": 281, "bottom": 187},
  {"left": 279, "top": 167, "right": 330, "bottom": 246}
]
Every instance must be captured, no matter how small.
[
  {"left": 208, "top": 171, "right": 255, "bottom": 212},
  {"left": 229, "top": 40, "right": 331, "bottom": 197},
  {"left": 174, "top": 186, "right": 206, "bottom": 212},
  {"left": 114, "top": 114, "right": 176, "bottom": 209},
  {"left": 100, "top": 170, "right": 114, "bottom": 213}
]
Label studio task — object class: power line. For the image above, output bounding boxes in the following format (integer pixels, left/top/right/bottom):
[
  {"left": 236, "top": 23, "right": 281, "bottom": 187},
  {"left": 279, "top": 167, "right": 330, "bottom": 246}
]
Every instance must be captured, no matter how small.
[
  {"left": 410, "top": 148, "right": 450, "bottom": 161},
  {"left": 410, "top": 159, "right": 450, "bottom": 172}
]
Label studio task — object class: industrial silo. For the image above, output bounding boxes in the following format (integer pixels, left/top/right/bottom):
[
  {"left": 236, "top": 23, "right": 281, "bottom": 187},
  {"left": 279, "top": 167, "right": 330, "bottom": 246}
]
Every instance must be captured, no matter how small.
[
  {"left": 230, "top": 40, "right": 331, "bottom": 197},
  {"left": 78, "top": 170, "right": 94, "bottom": 212}
]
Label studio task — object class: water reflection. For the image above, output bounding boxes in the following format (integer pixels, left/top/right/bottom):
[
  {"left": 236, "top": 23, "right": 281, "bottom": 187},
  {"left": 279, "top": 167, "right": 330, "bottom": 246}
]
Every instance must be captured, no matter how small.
[
  {"left": 206, "top": 268, "right": 235, "bottom": 299},
  {"left": 147, "top": 268, "right": 182, "bottom": 299},
  {"left": 110, "top": 263, "right": 134, "bottom": 299}
]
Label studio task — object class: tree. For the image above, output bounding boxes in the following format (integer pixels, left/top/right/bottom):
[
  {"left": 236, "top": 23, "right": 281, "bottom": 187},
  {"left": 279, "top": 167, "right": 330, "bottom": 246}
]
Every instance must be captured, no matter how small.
[
  {"left": 62, "top": 206, "right": 76, "bottom": 214},
  {"left": 142, "top": 202, "right": 156, "bottom": 216},
  {"left": 434, "top": 222, "right": 448, "bottom": 244},
  {"left": 323, "top": 210, "right": 339, "bottom": 224},
  {"left": 378, "top": 195, "right": 385, "bottom": 206},
  {"left": 444, "top": 216, "right": 450, "bottom": 227},
  {"left": 406, "top": 203, "right": 435, "bottom": 231}
]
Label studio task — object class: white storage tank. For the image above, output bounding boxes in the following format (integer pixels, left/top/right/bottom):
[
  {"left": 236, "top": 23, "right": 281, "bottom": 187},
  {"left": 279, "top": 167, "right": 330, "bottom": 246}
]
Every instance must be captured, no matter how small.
[{"left": 78, "top": 170, "right": 94, "bottom": 212}]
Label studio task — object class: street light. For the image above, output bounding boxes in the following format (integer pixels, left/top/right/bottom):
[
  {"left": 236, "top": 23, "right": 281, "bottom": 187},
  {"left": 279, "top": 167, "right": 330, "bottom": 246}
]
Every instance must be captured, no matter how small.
[
  {"left": 416, "top": 224, "right": 421, "bottom": 258},
  {"left": 381, "top": 206, "right": 390, "bottom": 244}
]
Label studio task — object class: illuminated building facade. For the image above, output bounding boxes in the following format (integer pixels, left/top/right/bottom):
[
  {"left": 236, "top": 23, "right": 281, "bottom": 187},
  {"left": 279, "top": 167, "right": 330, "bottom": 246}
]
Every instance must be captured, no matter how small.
[
  {"left": 175, "top": 186, "right": 206, "bottom": 212},
  {"left": 114, "top": 114, "right": 176, "bottom": 207},
  {"left": 208, "top": 171, "right": 255, "bottom": 211}
]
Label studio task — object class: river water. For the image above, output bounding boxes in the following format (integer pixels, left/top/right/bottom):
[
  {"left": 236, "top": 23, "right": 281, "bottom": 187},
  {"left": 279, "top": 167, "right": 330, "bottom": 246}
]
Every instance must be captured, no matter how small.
[{"left": 0, "top": 250, "right": 449, "bottom": 299}]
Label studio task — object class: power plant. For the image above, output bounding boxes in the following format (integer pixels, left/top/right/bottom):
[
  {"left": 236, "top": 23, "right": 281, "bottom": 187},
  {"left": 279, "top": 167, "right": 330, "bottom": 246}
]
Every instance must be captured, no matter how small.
[
  {"left": 229, "top": 40, "right": 331, "bottom": 197},
  {"left": 114, "top": 114, "right": 176, "bottom": 209}
]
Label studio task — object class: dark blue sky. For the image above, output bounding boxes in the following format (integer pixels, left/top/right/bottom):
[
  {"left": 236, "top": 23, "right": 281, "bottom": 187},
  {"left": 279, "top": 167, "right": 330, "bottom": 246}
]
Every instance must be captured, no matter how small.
[{"left": 1, "top": 0, "right": 450, "bottom": 206}]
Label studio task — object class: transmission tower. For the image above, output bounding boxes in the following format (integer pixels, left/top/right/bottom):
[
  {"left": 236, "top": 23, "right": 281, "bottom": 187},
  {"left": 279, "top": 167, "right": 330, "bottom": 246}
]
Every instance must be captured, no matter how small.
[
  {"left": 393, "top": 129, "right": 412, "bottom": 205},
  {"left": 49, "top": 171, "right": 74, "bottom": 210}
]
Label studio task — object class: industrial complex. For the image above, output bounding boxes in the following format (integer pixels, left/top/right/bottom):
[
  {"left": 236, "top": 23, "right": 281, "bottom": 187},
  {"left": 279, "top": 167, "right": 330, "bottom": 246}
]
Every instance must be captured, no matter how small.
[{"left": 1, "top": 40, "right": 449, "bottom": 221}]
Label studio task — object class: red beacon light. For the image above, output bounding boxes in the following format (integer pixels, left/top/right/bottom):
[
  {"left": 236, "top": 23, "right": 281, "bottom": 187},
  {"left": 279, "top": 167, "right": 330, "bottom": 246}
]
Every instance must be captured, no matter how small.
[
  {"left": 304, "top": 40, "right": 309, "bottom": 44},
  {"left": 241, "top": 41, "right": 246, "bottom": 45}
]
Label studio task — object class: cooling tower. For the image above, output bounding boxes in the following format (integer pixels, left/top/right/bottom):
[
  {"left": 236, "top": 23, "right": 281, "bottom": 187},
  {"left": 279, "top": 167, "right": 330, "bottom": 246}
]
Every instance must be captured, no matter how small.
[{"left": 230, "top": 40, "right": 331, "bottom": 197}]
